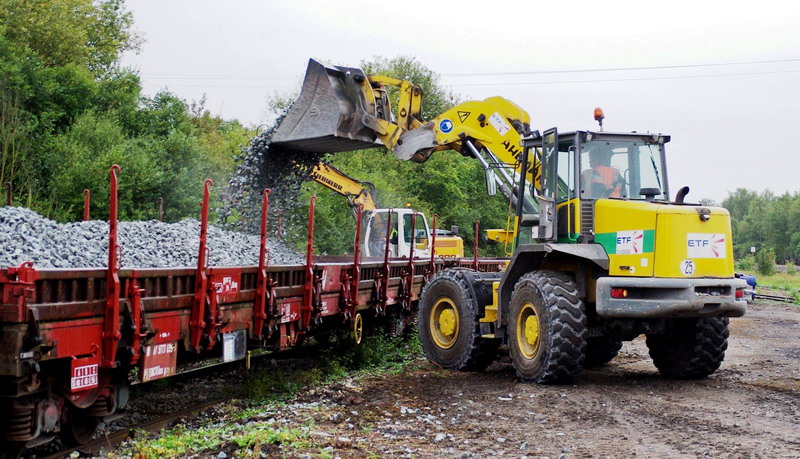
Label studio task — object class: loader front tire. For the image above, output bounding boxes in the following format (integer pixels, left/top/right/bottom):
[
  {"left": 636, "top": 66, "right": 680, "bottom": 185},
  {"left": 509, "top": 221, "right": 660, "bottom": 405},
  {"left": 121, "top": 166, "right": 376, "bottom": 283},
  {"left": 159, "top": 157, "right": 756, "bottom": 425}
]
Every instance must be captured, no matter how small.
[
  {"left": 418, "top": 269, "right": 499, "bottom": 371},
  {"left": 508, "top": 270, "right": 587, "bottom": 384},
  {"left": 646, "top": 317, "right": 729, "bottom": 379}
]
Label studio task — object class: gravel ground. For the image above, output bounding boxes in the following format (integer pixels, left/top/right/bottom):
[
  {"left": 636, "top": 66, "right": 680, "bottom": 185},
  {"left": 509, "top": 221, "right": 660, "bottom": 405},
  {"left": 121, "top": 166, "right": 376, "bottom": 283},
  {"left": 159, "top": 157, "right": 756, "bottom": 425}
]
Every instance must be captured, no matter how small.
[
  {"left": 96, "top": 299, "right": 800, "bottom": 457},
  {"left": 0, "top": 206, "right": 303, "bottom": 268}
]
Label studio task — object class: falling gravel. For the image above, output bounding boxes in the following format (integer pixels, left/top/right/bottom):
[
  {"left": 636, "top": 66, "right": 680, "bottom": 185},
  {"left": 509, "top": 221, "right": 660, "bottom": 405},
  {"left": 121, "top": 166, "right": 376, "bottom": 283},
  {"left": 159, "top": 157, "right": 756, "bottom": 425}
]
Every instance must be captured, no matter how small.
[
  {"left": 0, "top": 206, "right": 303, "bottom": 269},
  {"left": 221, "top": 111, "right": 327, "bottom": 235}
]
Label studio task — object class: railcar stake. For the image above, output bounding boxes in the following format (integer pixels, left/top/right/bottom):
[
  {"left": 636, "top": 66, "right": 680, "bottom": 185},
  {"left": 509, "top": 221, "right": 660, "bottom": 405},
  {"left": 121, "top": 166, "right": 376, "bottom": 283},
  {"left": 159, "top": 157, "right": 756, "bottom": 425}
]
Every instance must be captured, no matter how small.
[
  {"left": 102, "top": 165, "right": 122, "bottom": 368},
  {"left": 83, "top": 189, "right": 90, "bottom": 221}
]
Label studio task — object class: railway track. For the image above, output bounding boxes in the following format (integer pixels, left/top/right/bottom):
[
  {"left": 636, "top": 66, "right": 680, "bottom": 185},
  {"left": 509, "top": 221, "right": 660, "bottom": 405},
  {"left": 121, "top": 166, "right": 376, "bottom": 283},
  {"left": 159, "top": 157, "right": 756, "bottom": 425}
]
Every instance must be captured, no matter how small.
[
  {"left": 27, "top": 339, "right": 335, "bottom": 459},
  {"left": 42, "top": 395, "right": 233, "bottom": 459},
  {"left": 755, "top": 293, "right": 797, "bottom": 303}
]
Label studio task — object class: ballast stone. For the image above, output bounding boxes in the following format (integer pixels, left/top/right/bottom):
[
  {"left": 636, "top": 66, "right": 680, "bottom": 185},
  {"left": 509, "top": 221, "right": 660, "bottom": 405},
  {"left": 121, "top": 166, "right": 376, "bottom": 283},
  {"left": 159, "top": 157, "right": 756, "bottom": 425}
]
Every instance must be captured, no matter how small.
[{"left": 0, "top": 206, "right": 303, "bottom": 269}]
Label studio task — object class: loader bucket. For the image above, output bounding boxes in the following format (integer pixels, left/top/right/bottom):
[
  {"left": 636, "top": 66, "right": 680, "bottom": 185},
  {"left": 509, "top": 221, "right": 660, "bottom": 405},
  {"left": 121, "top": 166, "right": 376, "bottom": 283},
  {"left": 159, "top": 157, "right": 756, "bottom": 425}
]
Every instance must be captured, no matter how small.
[{"left": 272, "top": 59, "right": 381, "bottom": 153}]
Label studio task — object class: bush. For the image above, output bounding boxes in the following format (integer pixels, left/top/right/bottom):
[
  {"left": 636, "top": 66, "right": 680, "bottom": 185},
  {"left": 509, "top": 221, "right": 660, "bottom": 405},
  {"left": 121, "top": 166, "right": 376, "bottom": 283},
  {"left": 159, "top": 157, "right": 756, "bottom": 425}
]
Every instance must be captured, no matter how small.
[
  {"left": 786, "top": 261, "right": 797, "bottom": 275},
  {"left": 736, "top": 255, "right": 756, "bottom": 272},
  {"left": 755, "top": 248, "right": 776, "bottom": 276}
]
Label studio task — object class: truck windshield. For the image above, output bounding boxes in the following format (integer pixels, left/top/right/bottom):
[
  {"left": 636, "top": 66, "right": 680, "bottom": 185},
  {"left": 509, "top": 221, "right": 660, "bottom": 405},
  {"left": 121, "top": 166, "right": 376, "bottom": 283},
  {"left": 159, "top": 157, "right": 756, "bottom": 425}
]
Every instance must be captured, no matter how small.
[{"left": 579, "top": 140, "right": 667, "bottom": 200}]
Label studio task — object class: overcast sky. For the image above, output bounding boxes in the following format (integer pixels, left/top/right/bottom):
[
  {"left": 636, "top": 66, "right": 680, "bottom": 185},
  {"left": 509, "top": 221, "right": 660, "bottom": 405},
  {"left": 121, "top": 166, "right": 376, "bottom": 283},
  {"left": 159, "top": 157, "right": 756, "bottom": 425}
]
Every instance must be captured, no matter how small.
[{"left": 121, "top": 0, "right": 800, "bottom": 204}]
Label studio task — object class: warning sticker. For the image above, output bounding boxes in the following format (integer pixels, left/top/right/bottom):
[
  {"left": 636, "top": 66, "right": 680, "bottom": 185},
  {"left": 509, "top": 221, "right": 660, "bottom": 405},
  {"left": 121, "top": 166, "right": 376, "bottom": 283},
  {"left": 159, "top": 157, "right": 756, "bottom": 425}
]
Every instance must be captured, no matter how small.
[
  {"left": 687, "top": 233, "right": 727, "bottom": 258},
  {"left": 488, "top": 112, "right": 511, "bottom": 136},
  {"left": 615, "top": 230, "right": 644, "bottom": 255},
  {"left": 458, "top": 111, "right": 470, "bottom": 123}
]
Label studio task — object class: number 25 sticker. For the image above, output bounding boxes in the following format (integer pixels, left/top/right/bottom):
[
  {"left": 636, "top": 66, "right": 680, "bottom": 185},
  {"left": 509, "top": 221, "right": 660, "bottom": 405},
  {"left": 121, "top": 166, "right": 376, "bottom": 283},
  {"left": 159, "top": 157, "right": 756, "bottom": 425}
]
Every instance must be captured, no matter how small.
[{"left": 680, "top": 259, "right": 696, "bottom": 276}]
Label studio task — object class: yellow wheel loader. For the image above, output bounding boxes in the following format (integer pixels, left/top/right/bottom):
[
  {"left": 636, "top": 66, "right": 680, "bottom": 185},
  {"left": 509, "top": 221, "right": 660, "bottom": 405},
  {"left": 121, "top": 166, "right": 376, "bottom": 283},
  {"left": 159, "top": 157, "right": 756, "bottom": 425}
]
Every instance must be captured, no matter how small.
[{"left": 273, "top": 59, "right": 747, "bottom": 383}]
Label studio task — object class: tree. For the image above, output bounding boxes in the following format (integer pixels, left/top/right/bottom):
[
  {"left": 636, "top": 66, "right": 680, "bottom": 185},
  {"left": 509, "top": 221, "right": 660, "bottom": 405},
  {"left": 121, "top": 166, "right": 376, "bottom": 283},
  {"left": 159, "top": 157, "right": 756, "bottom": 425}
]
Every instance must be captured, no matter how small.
[{"left": 0, "top": 0, "right": 139, "bottom": 73}]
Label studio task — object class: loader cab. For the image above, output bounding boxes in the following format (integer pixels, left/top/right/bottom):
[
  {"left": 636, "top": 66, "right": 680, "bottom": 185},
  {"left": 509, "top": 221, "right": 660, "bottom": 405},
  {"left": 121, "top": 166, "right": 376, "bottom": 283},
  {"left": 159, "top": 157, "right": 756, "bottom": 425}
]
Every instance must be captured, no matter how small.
[
  {"left": 516, "top": 130, "right": 670, "bottom": 247},
  {"left": 363, "top": 208, "right": 431, "bottom": 259}
]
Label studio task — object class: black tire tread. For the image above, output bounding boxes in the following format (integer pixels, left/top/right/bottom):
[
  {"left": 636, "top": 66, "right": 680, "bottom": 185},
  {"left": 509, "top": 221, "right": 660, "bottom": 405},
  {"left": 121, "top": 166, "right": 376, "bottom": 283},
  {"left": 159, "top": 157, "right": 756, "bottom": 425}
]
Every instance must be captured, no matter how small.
[
  {"left": 646, "top": 317, "right": 729, "bottom": 379},
  {"left": 418, "top": 268, "right": 501, "bottom": 371},
  {"left": 509, "top": 270, "right": 587, "bottom": 384}
]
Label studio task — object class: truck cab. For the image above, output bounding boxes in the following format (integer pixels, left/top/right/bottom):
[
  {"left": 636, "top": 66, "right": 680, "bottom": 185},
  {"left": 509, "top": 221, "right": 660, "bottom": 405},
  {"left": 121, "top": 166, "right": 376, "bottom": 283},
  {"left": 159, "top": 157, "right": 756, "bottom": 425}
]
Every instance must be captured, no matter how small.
[{"left": 363, "top": 208, "right": 431, "bottom": 259}]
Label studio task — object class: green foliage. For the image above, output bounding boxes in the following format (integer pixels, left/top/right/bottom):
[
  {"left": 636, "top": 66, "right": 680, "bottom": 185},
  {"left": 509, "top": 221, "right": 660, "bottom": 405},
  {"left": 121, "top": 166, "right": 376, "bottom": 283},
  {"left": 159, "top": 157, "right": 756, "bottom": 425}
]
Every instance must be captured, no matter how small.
[
  {"left": 0, "top": 1, "right": 253, "bottom": 222},
  {"left": 126, "top": 422, "right": 309, "bottom": 458},
  {"left": 735, "top": 255, "right": 755, "bottom": 272},
  {"left": 723, "top": 188, "right": 800, "bottom": 264},
  {"left": 755, "top": 248, "right": 776, "bottom": 276},
  {"left": 0, "top": 0, "right": 139, "bottom": 73},
  {"left": 787, "top": 261, "right": 797, "bottom": 275},
  {"left": 247, "top": 333, "right": 420, "bottom": 402}
]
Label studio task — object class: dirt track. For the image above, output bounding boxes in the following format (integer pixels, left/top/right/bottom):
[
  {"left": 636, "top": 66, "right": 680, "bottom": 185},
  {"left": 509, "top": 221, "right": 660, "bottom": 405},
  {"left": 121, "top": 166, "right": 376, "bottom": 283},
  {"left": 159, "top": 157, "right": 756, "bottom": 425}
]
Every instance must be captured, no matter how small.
[{"left": 281, "top": 300, "right": 800, "bottom": 457}]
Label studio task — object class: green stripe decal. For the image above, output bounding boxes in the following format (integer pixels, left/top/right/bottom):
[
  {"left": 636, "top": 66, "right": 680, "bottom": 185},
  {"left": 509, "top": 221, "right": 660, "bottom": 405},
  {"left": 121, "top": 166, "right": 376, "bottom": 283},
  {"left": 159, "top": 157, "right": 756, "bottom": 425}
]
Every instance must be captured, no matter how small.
[{"left": 595, "top": 230, "right": 655, "bottom": 255}]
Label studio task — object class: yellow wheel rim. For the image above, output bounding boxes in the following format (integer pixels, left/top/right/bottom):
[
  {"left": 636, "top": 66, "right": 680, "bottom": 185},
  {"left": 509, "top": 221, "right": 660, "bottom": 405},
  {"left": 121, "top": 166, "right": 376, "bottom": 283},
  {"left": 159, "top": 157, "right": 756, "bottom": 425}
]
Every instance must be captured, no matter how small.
[
  {"left": 353, "top": 313, "right": 364, "bottom": 345},
  {"left": 517, "top": 301, "right": 540, "bottom": 360},
  {"left": 430, "top": 297, "right": 459, "bottom": 349}
]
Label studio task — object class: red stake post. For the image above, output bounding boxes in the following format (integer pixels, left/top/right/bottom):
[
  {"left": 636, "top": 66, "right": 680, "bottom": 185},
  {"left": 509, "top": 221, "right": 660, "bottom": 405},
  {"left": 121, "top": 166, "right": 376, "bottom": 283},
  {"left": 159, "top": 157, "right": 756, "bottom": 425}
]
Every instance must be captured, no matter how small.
[
  {"left": 253, "top": 189, "right": 271, "bottom": 339},
  {"left": 351, "top": 204, "right": 363, "bottom": 309},
  {"left": 102, "top": 165, "right": 122, "bottom": 368},
  {"left": 83, "top": 189, "right": 90, "bottom": 221},
  {"left": 190, "top": 179, "right": 214, "bottom": 352},
  {"left": 301, "top": 197, "right": 317, "bottom": 330},
  {"left": 428, "top": 214, "right": 438, "bottom": 278}
]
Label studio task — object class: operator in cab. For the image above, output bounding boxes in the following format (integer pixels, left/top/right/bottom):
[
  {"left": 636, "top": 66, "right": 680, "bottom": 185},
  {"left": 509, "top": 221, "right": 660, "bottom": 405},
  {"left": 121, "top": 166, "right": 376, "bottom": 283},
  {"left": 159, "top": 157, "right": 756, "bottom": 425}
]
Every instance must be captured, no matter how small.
[{"left": 582, "top": 145, "right": 625, "bottom": 199}]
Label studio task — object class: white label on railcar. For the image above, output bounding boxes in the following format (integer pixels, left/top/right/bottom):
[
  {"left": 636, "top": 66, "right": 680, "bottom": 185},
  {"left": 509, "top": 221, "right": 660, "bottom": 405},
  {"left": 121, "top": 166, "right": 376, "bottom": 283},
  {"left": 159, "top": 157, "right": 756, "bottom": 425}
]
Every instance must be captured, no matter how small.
[
  {"left": 71, "top": 364, "right": 98, "bottom": 391},
  {"left": 141, "top": 342, "right": 178, "bottom": 382}
]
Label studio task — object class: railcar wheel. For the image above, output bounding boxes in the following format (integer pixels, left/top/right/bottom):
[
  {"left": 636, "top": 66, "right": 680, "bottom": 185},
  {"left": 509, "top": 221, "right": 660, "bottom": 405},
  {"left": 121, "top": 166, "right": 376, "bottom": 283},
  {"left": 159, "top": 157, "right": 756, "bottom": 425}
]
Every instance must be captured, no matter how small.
[
  {"left": 60, "top": 404, "right": 100, "bottom": 447},
  {"left": 646, "top": 317, "right": 728, "bottom": 379},
  {"left": 508, "top": 270, "right": 587, "bottom": 384},
  {"left": 418, "top": 269, "right": 499, "bottom": 371},
  {"left": 352, "top": 312, "right": 364, "bottom": 345}
]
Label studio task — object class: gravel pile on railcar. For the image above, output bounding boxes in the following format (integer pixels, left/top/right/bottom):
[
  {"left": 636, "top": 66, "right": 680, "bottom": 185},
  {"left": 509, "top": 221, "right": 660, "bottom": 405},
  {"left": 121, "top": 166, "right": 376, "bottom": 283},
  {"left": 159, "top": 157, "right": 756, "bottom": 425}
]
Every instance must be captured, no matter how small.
[{"left": 0, "top": 206, "right": 303, "bottom": 269}]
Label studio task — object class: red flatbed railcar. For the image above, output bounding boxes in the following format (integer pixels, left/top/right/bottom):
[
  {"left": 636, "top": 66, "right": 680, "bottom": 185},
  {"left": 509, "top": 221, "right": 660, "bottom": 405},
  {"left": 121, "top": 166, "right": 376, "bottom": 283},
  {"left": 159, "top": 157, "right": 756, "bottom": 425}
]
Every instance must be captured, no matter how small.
[{"left": 0, "top": 168, "right": 506, "bottom": 449}]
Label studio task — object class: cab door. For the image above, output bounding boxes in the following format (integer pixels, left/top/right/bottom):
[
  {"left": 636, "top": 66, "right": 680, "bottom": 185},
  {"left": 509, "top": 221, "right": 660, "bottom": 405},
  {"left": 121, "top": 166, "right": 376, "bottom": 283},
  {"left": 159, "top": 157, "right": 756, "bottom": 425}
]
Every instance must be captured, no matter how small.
[{"left": 538, "top": 128, "right": 558, "bottom": 241}]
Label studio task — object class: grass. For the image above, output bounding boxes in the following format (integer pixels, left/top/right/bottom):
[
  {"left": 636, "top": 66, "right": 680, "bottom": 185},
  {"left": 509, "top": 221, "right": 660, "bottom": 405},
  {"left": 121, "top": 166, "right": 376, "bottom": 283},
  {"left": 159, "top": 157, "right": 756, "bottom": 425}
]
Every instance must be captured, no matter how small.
[
  {"left": 737, "top": 268, "right": 800, "bottom": 303},
  {"left": 125, "top": 422, "right": 311, "bottom": 458},
  {"left": 119, "top": 332, "right": 423, "bottom": 458}
]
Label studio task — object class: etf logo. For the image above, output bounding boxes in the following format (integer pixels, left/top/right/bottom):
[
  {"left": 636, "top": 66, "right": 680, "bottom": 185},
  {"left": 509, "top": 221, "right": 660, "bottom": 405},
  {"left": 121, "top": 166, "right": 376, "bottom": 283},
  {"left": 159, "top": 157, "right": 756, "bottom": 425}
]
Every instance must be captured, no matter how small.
[
  {"left": 616, "top": 230, "right": 643, "bottom": 255},
  {"left": 687, "top": 233, "right": 726, "bottom": 258}
]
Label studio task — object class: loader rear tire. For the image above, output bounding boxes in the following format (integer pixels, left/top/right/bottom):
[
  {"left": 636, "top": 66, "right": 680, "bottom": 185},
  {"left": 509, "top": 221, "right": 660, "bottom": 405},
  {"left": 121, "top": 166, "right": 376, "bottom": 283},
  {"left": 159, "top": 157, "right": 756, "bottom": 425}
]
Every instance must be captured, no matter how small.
[
  {"left": 418, "top": 269, "right": 499, "bottom": 371},
  {"left": 508, "top": 271, "right": 587, "bottom": 384},
  {"left": 584, "top": 336, "right": 623, "bottom": 368},
  {"left": 646, "top": 317, "right": 729, "bottom": 379}
]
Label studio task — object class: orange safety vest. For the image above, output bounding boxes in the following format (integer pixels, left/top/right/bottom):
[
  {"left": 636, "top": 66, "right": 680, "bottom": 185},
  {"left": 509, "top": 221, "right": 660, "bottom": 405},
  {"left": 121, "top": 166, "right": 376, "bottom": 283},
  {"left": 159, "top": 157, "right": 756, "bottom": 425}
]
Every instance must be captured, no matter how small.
[{"left": 585, "top": 166, "right": 623, "bottom": 198}]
